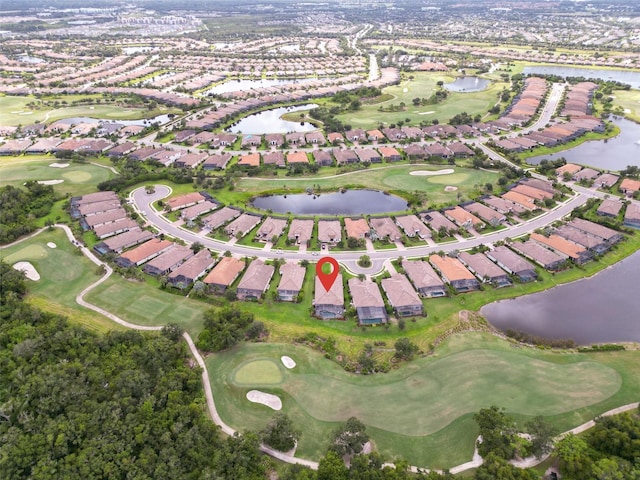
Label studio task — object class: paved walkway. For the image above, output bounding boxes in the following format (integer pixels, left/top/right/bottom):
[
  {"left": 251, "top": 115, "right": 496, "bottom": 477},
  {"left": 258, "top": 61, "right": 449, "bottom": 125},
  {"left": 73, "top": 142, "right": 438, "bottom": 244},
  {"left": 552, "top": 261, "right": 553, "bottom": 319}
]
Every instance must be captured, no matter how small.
[{"left": 3, "top": 226, "right": 639, "bottom": 474}]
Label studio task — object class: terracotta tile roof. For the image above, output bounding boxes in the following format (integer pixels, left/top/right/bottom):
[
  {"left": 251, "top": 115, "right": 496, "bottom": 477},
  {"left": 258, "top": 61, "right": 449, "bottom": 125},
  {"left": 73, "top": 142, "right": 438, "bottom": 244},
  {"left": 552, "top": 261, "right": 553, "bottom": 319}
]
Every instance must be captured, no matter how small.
[{"left": 203, "top": 256, "right": 244, "bottom": 286}]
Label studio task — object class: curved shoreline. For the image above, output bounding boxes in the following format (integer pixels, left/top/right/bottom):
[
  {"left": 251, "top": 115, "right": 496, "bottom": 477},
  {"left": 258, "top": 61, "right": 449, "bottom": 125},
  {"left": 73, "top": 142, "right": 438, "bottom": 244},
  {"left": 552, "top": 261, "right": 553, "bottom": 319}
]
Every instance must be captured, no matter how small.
[{"left": 2, "top": 226, "right": 639, "bottom": 473}]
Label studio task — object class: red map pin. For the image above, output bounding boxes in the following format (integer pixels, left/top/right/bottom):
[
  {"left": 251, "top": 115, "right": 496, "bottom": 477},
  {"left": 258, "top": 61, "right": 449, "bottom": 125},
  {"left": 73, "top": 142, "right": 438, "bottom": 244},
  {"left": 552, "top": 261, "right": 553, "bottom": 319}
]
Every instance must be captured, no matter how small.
[{"left": 316, "top": 257, "right": 339, "bottom": 293}]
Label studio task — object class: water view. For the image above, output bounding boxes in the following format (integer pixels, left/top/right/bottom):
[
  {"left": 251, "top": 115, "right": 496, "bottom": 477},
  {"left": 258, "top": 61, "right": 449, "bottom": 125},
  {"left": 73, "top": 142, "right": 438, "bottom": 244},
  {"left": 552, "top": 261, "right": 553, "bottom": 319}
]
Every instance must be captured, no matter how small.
[
  {"left": 18, "top": 55, "right": 45, "bottom": 64},
  {"left": 206, "top": 78, "right": 315, "bottom": 95},
  {"left": 54, "top": 114, "right": 173, "bottom": 126},
  {"left": 226, "top": 104, "right": 318, "bottom": 134},
  {"left": 527, "top": 116, "right": 640, "bottom": 170},
  {"left": 444, "top": 76, "right": 490, "bottom": 92},
  {"left": 481, "top": 249, "right": 640, "bottom": 345},
  {"left": 522, "top": 65, "right": 640, "bottom": 89},
  {"left": 251, "top": 189, "right": 408, "bottom": 215}
]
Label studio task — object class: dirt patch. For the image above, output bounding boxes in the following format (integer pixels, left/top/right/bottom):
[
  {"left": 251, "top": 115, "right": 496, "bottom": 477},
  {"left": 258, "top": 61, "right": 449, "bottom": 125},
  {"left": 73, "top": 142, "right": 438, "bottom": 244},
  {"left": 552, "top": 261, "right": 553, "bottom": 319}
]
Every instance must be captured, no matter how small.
[
  {"left": 246, "top": 390, "right": 282, "bottom": 411},
  {"left": 13, "top": 261, "right": 40, "bottom": 281}
]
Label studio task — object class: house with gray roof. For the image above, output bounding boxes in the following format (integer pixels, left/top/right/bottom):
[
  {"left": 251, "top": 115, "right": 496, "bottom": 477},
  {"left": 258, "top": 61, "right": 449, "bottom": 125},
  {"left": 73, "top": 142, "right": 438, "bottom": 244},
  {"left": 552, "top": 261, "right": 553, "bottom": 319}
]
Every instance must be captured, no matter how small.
[
  {"left": 421, "top": 211, "right": 458, "bottom": 235},
  {"left": 348, "top": 277, "right": 387, "bottom": 325},
  {"left": 168, "top": 249, "right": 215, "bottom": 289},
  {"left": 624, "top": 203, "right": 640, "bottom": 229},
  {"left": 314, "top": 273, "right": 344, "bottom": 319},
  {"left": 143, "top": 245, "right": 194, "bottom": 276},
  {"left": 202, "top": 207, "right": 241, "bottom": 230},
  {"left": 256, "top": 217, "right": 288, "bottom": 242},
  {"left": 370, "top": 217, "right": 402, "bottom": 242},
  {"left": 94, "top": 218, "right": 139, "bottom": 239},
  {"left": 458, "top": 252, "right": 511, "bottom": 287},
  {"left": 567, "top": 218, "right": 623, "bottom": 246},
  {"left": 318, "top": 219, "right": 342, "bottom": 245},
  {"left": 554, "top": 225, "right": 609, "bottom": 254},
  {"left": 225, "top": 213, "right": 262, "bottom": 238},
  {"left": 288, "top": 219, "right": 314, "bottom": 246},
  {"left": 237, "top": 260, "right": 274, "bottom": 300},
  {"left": 463, "top": 202, "right": 506, "bottom": 226},
  {"left": 509, "top": 240, "right": 566, "bottom": 271},
  {"left": 381, "top": 274, "right": 423, "bottom": 317},
  {"left": 596, "top": 199, "right": 623, "bottom": 218},
  {"left": 486, "top": 246, "right": 537, "bottom": 282},
  {"left": 277, "top": 262, "right": 306, "bottom": 302},
  {"left": 403, "top": 260, "right": 447, "bottom": 297},
  {"left": 395, "top": 215, "right": 431, "bottom": 239}
]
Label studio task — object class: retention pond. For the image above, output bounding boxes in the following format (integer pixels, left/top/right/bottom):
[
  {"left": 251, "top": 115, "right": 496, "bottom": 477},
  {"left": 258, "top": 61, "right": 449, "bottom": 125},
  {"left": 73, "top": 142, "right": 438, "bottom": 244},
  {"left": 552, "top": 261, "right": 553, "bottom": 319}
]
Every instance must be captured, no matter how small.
[{"left": 481, "top": 249, "right": 640, "bottom": 345}]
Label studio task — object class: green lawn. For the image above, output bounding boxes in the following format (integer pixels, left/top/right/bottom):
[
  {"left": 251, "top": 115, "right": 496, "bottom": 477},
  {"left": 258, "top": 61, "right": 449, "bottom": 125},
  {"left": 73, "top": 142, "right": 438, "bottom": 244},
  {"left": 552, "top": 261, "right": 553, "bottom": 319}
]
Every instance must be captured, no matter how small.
[
  {"left": 3, "top": 223, "right": 639, "bottom": 364},
  {"left": 335, "top": 72, "right": 508, "bottom": 129},
  {"left": 0, "top": 156, "right": 114, "bottom": 196},
  {"left": 84, "top": 276, "right": 210, "bottom": 338},
  {"left": 0, "top": 229, "right": 124, "bottom": 334},
  {"left": 206, "top": 332, "right": 640, "bottom": 468},
  {"left": 0, "top": 95, "right": 180, "bottom": 126},
  {"left": 612, "top": 89, "right": 640, "bottom": 123},
  {"left": 229, "top": 165, "right": 499, "bottom": 208}
]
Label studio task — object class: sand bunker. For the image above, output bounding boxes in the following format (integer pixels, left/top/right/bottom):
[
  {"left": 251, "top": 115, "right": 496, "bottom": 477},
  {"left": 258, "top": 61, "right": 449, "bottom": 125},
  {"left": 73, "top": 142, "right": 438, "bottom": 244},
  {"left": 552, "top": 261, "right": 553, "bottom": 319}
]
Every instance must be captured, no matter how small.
[
  {"left": 37, "top": 180, "right": 64, "bottom": 185},
  {"left": 281, "top": 356, "right": 296, "bottom": 369},
  {"left": 418, "top": 111, "right": 436, "bottom": 115},
  {"left": 410, "top": 169, "right": 455, "bottom": 176},
  {"left": 444, "top": 186, "right": 458, "bottom": 192},
  {"left": 13, "top": 261, "right": 40, "bottom": 281},
  {"left": 47, "top": 242, "right": 57, "bottom": 248},
  {"left": 246, "top": 390, "right": 282, "bottom": 411},
  {"left": 49, "top": 163, "right": 70, "bottom": 168}
]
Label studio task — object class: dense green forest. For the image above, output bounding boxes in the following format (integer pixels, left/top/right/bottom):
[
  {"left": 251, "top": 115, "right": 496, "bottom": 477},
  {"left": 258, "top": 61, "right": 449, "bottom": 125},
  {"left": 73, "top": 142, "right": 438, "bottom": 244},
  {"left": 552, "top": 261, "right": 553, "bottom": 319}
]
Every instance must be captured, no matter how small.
[
  {"left": 0, "top": 183, "right": 56, "bottom": 244},
  {"left": 2, "top": 258, "right": 638, "bottom": 479},
  {"left": 0, "top": 261, "right": 267, "bottom": 480}
]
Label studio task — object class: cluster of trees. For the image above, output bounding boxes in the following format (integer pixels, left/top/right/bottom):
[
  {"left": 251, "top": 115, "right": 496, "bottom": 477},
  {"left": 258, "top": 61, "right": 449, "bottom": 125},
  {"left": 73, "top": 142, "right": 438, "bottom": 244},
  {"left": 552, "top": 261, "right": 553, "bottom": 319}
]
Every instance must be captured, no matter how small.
[
  {"left": 0, "top": 183, "right": 56, "bottom": 244},
  {"left": 449, "top": 111, "right": 481, "bottom": 125},
  {"left": 471, "top": 406, "right": 557, "bottom": 479},
  {"left": 196, "top": 306, "right": 266, "bottom": 352},
  {"left": 556, "top": 409, "right": 640, "bottom": 479},
  {"left": 97, "top": 158, "right": 192, "bottom": 192},
  {"left": 0, "top": 261, "right": 269, "bottom": 479},
  {"left": 621, "top": 165, "right": 639, "bottom": 178}
]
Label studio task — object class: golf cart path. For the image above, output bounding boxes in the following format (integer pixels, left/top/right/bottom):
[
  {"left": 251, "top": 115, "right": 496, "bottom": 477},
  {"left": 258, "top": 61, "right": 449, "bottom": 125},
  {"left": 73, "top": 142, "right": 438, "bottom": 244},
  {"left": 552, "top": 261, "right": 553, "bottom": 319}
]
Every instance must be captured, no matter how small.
[{"left": 2, "top": 227, "right": 638, "bottom": 473}]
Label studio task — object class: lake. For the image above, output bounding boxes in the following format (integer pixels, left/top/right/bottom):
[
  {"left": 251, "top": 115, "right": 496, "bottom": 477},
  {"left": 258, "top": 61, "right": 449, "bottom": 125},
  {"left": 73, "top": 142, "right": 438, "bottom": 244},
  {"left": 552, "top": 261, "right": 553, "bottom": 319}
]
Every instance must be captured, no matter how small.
[
  {"left": 522, "top": 65, "right": 640, "bottom": 89},
  {"left": 206, "top": 78, "right": 315, "bottom": 95},
  {"left": 445, "top": 76, "right": 490, "bottom": 93},
  {"left": 251, "top": 190, "right": 408, "bottom": 215},
  {"left": 226, "top": 104, "right": 319, "bottom": 134},
  {"left": 481, "top": 249, "right": 640, "bottom": 345},
  {"left": 527, "top": 116, "right": 640, "bottom": 170},
  {"left": 18, "top": 55, "right": 45, "bottom": 64},
  {"left": 54, "top": 114, "right": 173, "bottom": 127}
]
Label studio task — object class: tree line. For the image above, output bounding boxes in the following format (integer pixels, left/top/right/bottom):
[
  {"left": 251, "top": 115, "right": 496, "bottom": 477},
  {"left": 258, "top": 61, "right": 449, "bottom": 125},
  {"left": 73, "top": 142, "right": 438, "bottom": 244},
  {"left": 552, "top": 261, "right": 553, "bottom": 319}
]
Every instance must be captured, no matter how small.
[{"left": 0, "top": 182, "right": 56, "bottom": 244}]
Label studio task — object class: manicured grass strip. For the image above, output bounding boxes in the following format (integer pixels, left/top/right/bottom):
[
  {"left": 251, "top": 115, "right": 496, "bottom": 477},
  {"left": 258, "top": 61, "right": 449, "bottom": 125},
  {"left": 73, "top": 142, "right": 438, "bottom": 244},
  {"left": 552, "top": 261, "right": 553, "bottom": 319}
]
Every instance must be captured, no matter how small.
[
  {"left": 205, "top": 332, "right": 640, "bottom": 468},
  {"left": 231, "top": 165, "right": 499, "bottom": 207},
  {"left": 0, "top": 157, "right": 115, "bottom": 196}
]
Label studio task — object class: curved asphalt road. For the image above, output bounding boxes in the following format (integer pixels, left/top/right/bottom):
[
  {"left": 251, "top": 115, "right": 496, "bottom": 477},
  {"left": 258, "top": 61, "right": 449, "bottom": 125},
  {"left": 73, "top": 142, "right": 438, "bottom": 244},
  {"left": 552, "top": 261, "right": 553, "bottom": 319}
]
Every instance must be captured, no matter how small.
[{"left": 131, "top": 184, "right": 593, "bottom": 274}]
